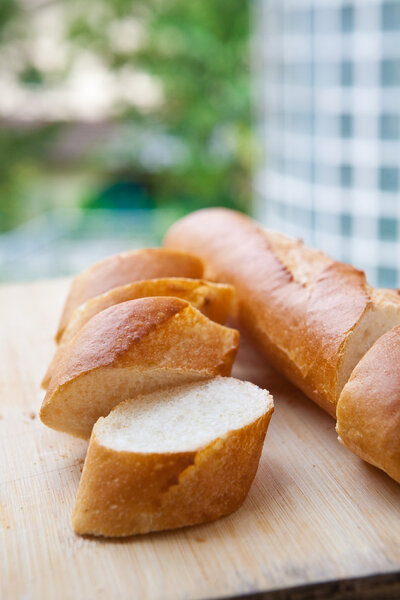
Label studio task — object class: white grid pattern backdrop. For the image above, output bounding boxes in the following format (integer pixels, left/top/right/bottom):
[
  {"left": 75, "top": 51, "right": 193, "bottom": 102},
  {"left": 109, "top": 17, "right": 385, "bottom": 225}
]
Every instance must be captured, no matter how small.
[{"left": 254, "top": 0, "right": 400, "bottom": 287}]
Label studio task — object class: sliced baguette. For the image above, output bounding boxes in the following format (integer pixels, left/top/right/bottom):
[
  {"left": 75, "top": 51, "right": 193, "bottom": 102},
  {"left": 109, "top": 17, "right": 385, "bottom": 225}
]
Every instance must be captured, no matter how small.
[
  {"left": 164, "top": 208, "right": 400, "bottom": 417},
  {"left": 336, "top": 326, "right": 400, "bottom": 483},
  {"left": 42, "top": 278, "right": 234, "bottom": 389},
  {"left": 40, "top": 297, "right": 239, "bottom": 439},
  {"left": 56, "top": 248, "right": 204, "bottom": 341},
  {"left": 72, "top": 377, "right": 274, "bottom": 537}
]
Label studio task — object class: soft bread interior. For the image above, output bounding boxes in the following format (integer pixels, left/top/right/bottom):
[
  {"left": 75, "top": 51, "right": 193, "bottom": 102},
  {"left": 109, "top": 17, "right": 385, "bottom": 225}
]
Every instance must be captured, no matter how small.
[
  {"left": 96, "top": 377, "right": 273, "bottom": 453},
  {"left": 41, "top": 298, "right": 239, "bottom": 439},
  {"left": 337, "top": 288, "right": 400, "bottom": 401},
  {"left": 73, "top": 377, "right": 274, "bottom": 536},
  {"left": 41, "top": 368, "right": 210, "bottom": 439}
]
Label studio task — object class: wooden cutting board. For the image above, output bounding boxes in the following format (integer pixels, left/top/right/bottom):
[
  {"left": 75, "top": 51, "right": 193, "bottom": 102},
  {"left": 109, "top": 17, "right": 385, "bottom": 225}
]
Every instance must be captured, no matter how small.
[{"left": 1, "top": 279, "right": 399, "bottom": 600}]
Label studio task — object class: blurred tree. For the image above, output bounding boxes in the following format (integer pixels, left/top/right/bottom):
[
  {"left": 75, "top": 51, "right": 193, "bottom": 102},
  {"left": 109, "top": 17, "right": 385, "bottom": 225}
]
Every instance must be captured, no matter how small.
[
  {"left": 0, "top": 0, "right": 253, "bottom": 231},
  {"left": 0, "top": 125, "right": 58, "bottom": 232},
  {"left": 0, "top": 1, "right": 59, "bottom": 231},
  {"left": 0, "top": 0, "right": 17, "bottom": 40},
  {"left": 68, "top": 0, "right": 254, "bottom": 213}
]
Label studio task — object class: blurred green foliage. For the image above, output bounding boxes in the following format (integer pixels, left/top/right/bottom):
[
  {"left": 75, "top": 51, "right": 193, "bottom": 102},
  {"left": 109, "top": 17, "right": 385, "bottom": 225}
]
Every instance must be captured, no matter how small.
[
  {"left": 0, "top": 124, "right": 60, "bottom": 232},
  {"left": 0, "top": 0, "right": 253, "bottom": 232}
]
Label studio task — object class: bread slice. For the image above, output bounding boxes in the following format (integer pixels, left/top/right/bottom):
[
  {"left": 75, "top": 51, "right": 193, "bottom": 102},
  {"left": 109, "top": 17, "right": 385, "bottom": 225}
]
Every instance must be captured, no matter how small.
[
  {"left": 42, "top": 278, "right": 234, "bottom": 389},
  {"left": 56, "top": 248, "right": 204, "bottom": 341},
  {"left": 40, "top": 297, "right": 239, "bottom": 439},
  {"left": 164, "top": 208, "right": 400, "bottom": 416},
  {"left": 336, "top": 326, "right": 400, "bottom": 483},
  {"left": 62, "top": 278, "right": 234, "bottom": 344},
  {"left": 72, "top": 377, "right": 274, "bottom": 537}
]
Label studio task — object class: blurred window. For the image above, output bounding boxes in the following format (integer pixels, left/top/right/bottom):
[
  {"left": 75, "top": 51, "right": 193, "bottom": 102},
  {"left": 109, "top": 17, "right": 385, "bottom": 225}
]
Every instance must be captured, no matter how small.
[
  {"left": 378, "top": 266, "right": 398, "bottom": 287},
  {"left": 341, "top": 4, "right": 355, "bottom": 32},
  {"left": 315, "top": 114, "right": 337, "bottom": 136},
  {"left": 341, "top": 213, "right": 353, "bottom": 235},
  {"left": 379, "top": 167, "right": 399, "bottom": 191},
  {"left": 288, "top": 160, "right": 313, "bottom": 181},
  {"left": 286, "top": 63, "right": 313, "bottom": 85},
  {"left": 380, "top": 114, "right": 400, "bottom": 138},
  {"left": 288, "top": 112, "right": 313, "bottom": 134},
  {"left": 341, "top": 61, "right": 354, "bottom": 86},
  {"left": 315, "top": 63, "right": 339, "bottom": 86},
  {"left": 270, "top": 154, "right": 286, "bottom": 173},
  {"left": 381, "top": 59, "right": 400, "bottom": 86},
  {"left": 382, "top": 1, "right": 400, "bottom": 30},
  {"left": 276, "top": 200, "right": 287, "bottom": 219},
  {"left": 379, "top": 216, "right": 398, "bottom": 240},
  {"left": 314, "top": 8, "right": 338, "bottom": 32},
  {"left": 340, "top": 114, "right": 353, "bottom": 137},
  {"left": 340, "top": 164, "right": 353, "bottom": 187},
  {"left": 285, "top": 9, "right": 313, "bottom": 33},
  {"left": 259, "top": 0, "right": 400, "bottom": 288},
  {"left": 273, "top": 111, "right": 284, "bottom": 129},
  {"left": 287, "top": 205, "right": 312, "bottom": 226},
  {"left": 317, "top": 211, "right": 340, "bottom": 232}
]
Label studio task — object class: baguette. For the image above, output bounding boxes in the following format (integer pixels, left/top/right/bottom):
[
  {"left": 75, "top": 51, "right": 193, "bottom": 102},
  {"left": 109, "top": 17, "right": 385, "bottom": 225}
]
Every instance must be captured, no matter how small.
[
  {"left": 56, "top": 248, "right": 204, "bottom": 341},
  {"left": 40, "top": 297, "right": 239, "bottom": 439},
  {"left": 42, "top": 278, "right": 234, "bottom": 389},
  {"left": 337, "top": 326, "right": 400, "bottom": 483},
  {"left": 164, "top": 208, "right": 400, "bottom": 417},
  {"left": 72, "top": 377, "right": 273, "bottom": 537}
]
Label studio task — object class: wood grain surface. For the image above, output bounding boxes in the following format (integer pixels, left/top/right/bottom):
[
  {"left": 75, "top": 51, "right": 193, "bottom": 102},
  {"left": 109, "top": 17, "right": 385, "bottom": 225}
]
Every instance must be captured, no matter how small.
[{"left": 1, "top": 279, "right": 399, "bottom": 600}]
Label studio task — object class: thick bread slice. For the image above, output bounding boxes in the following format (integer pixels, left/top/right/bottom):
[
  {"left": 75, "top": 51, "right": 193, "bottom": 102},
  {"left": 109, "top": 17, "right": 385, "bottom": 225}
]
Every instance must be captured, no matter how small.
[
  {"left": 336, "top": 327, "right": 400, "bottom": 483},
  {"left": 42, "top": 278, "right": 234, "bottom": 389},
  {"left": 56, "top": 248, "right": 204, "bottom": 341},
  {"left": 164, "top": 208, "right": 400, "bottom": 416},
  {"left": 72, "top": 377, "right": 274, "bottom": 537},
  {"left": 62, "top": 278, "right": 234, "bottom": 344},
  {"left": 40, "top": 297, "right": 239, "bottom": 439}
]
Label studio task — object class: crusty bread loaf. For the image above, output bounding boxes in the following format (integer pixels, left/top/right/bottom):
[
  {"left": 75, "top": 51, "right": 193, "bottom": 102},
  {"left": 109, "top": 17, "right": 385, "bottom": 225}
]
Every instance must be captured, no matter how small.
[
  {"left": 72, "top": 377, "right": 274, "bottom": 537},
  {"left": 164, "top": 208, "right": 400, "bottom": 417},
  {"left": 42, "top": 278, "right": 234, "bottom": 389},
  {"left": 61, "top": 278, "right": 234, "bottom": 344},
  {"left": 56, "top": 248, "right": 204, "bottom": 341},
  {"left": 40, "top": 297, "right": 239, "bottom": 439},
  {"left": 336, "top": 327, "right": 400, "bottom": 483}
]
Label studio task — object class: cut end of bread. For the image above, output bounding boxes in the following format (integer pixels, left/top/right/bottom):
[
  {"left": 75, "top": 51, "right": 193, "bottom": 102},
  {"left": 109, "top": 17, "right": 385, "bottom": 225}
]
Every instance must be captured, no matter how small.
[
  {"left": 336, "top": 287, "right": 400, "bottom": 406},
  {"left": 42, "top": 278, "right": 235, "bottom": 390},
  {"left": 337, "top": 326, "right": 400, "bottom": 484},
  {"left": 61, "top": 278, "right": 235, "bottom": 345},
  {"left": 72, "top": 377, "right": 274, "bottom": 537},
  {"left": 40, "top": 367, "right": 214, "bottom": 439},
  {"left": 97, "top": 376, "right": 271, "bottom": 454},
  {"left": 41, "top": 297, "right": 239, "bottom": 438}
]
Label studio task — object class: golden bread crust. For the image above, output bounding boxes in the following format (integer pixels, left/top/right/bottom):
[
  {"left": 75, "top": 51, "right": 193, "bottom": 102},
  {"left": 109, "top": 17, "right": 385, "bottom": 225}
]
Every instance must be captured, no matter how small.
[
  {"left": 164, "top": 208, "right": 371, "bottom": 414},
  {"left": 42, "top": 278, "right": 234, "bottom": 389},
  {"left": 63, "top": 278, "right": 234, "bottom": 339},
  {"left": 40, "top": 297, "right": 239, "bottom": 438},
  {"left": 56, "top": 248, "right": 204, "bottom": 341},
  {"left": 336, "top": 326, "right": 400, "bottom": 483},
  {"left": 72, "top": 410, "right": 272, "bottom": 537},
  {"left": 48, "top": 297, "right": 186, "bottom": 393}
]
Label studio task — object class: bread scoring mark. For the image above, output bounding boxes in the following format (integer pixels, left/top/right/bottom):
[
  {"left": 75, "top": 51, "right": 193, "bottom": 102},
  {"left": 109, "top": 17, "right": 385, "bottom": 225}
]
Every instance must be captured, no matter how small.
[{"left": 47, "top": 297, "right": 189, "bottom": 392}]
